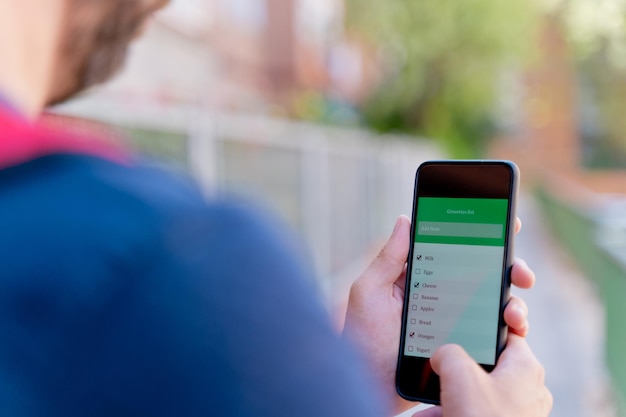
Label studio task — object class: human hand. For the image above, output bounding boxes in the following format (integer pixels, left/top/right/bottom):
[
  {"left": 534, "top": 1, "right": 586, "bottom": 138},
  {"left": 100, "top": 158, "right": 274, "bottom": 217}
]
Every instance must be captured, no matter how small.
[
  {"left": 342, "top": 215, "right": 535, "bottom": 414},
  {"left": 414, "top": 335, "right": 553, "bottom": 417}
]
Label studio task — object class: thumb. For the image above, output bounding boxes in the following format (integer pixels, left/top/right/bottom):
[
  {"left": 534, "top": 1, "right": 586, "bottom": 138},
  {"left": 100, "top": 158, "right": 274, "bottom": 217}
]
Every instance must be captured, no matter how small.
[
  {"left": 430, "top": 344, "right": 486, "bottom": 387},
  {"left": 359, "top": 215, "right": 410, "bottom": 286},
  {"left": 412, "top": 406, "right": 442, "bottom": 417}
]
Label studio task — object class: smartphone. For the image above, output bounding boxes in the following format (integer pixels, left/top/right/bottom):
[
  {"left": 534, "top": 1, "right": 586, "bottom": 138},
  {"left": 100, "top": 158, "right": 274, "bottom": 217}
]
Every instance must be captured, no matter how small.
[{"left": 396, "top": 160, "right": 519, "bottom": 404}]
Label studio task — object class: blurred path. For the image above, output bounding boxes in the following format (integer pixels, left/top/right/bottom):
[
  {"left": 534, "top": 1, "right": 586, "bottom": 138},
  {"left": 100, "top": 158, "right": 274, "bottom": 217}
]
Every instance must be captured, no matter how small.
[
  {"left": 515, "top": 194, "right": 618, "bottom": 417},
  {"left": 397, "top": 194, "right": 618, "bottom": 417}
]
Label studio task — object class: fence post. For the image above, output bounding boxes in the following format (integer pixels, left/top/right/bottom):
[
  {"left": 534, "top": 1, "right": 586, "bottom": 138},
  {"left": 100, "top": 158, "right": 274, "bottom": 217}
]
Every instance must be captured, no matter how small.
[
  {"left": 299, "top": 126, "right": 333, "bottom": 286},
  {"left": 187, "top": 110, "right": 219, "bottom": 196}
]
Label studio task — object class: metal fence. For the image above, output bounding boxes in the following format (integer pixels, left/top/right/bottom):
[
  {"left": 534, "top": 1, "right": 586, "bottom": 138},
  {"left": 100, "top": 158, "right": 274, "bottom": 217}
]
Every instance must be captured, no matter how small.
[{"left": 57, "top": 100, "right": 443, "bottom": 294}]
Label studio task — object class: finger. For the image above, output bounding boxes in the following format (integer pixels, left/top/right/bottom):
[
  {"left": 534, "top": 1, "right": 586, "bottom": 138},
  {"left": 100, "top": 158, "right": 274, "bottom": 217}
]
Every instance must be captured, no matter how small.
[
  {"left": 503, "top": 296, "right": 529, "bottom": 336},
  {"left": 510, "top": 258, "right": 535, "bottom": 289},
  {"left": 412, "top": 406, "right": 442, "bottom": 417},
  {"left": 359, "top": 215, "right": 410, "bottom": 287},
  {"left": 393, "top": 263, "right": 408, "bottom": 294},
  {"left": 515, "top": 217, "right": 522, "bottom": 234}
]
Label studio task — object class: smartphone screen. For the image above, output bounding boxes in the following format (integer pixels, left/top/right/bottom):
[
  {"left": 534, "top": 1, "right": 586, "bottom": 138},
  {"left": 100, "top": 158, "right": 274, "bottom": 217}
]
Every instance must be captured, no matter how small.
[{"left": 396, "top": 161, "right": 518, "bottom": 404}]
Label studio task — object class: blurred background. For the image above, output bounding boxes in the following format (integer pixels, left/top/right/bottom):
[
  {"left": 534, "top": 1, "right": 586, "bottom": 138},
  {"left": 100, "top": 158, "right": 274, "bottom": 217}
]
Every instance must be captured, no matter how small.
[{"left": 54, "top": 0, "right": 626, "bottom": 415}]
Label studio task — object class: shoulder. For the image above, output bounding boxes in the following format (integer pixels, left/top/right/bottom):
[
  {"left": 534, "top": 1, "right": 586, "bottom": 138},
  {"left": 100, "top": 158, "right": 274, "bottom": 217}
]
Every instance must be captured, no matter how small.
[
  {"left": 0, "top": 152, "right": 311, "bottom": 308},
  {"left": 0, "top": 152, "right": 317, "bottom": 310},
  {"left": 0, "top": 153, "right": 385, "bottom": 417}
]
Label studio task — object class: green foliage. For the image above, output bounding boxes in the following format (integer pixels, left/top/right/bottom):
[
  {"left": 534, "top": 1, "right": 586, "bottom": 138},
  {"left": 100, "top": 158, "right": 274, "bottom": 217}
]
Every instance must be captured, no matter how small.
[
  {"left": 346, "top": 0, "right": 539, "bottom": 157},
  {"left": 578, "top": 54, "right": 626, "bottom": 169},
  {"left": 561, "top": 1, "right": 626, "bottom": 169}
]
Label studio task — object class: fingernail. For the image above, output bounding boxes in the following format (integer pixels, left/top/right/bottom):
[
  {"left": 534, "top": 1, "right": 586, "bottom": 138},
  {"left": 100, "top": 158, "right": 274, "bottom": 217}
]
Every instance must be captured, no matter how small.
[
  {"left": 392, "top": 216, "right": 404, "bottom": 236},
  {"left": 393, "top": 217, "right": 401, "bottom": 233},
  {"left": 516, "top": 258, "right": 530, "bottom": 270},
  {"left": 513, "top": 303, "right": 526, "bottom": 317}
]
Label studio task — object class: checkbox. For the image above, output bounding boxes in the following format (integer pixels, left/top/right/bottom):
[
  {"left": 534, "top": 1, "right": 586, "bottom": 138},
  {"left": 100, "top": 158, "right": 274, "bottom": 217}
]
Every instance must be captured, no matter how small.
[
  {"left": 416, "top": 255, "right": 423, "bottom": 261},
  {"left": 408, "top": 346, "right": 414, "bottom": 352},
  {"left": 412, "top": 305, "right": 417, "bottom": 311},
  {"left": 410, "top": 318, "right": 417, "bottom": 324},
  {"left": 414, "top": 268, "right": 421, "bottom": 275},
  {"left": 413, "top": 293, "right": 419, "bottom": 299}
]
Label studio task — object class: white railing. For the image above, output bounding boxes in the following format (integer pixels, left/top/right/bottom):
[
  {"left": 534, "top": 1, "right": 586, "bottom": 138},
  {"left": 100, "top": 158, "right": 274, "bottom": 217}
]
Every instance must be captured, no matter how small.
[{"left": 56, "top": 99, "right": 443, "bottom": 293}]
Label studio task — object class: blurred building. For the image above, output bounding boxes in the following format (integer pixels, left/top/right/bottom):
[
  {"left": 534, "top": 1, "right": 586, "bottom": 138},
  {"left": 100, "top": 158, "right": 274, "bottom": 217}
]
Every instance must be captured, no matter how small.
[
  {"left": 59, "top": 0, "right": 375, "bottom": 124},
  {"left": 209, "top": 0, "right": 374, "bottom": 119},
  {"left": 493, "top": 16, "right": 626, "bottom": 195},
  {"left": 494, "top": 17, "right": 579, "bottom": 176}
]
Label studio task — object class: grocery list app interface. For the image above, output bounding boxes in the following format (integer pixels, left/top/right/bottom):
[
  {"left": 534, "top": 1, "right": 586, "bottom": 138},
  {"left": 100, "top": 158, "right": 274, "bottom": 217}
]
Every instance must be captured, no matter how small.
[{"left": 403, "top": 197, "right": 509, "bottom": 366}]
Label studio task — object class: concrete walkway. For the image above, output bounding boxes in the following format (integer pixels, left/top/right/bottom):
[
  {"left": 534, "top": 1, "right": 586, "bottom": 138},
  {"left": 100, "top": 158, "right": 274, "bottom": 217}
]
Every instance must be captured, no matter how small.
[
  {"left": 397, "top": 194, "right": 619, "bottom": 417},
  {"left": 516, "top": 196, "right": 618, "bottom": 417}
]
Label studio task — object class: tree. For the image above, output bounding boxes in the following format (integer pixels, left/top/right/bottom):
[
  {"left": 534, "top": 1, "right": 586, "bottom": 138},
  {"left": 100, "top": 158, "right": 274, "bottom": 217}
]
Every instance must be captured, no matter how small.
[
  {"left": 345, "top": 0, "right": 539, "bottom": 157},
  {"left": 558, "top": 0, "right": 626, "bottom": 167}
]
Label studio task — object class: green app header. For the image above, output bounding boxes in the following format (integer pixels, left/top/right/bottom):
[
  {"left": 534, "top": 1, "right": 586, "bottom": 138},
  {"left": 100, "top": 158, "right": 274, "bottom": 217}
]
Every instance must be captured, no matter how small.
[{"left": 415, "top": 197, "right": 509, "bottom": 246}]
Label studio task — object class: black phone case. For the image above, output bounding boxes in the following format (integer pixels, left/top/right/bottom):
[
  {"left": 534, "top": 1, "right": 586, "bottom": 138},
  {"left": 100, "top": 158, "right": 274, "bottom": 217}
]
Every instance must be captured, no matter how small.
[{"left": 395, "top": 160, "right": 519, "bottom": 404}]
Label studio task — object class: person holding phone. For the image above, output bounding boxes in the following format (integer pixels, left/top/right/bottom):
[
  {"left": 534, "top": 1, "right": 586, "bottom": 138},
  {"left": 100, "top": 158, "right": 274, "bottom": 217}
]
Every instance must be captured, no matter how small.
[
  {"left": 0, "top": 1, "right": 551, "bottom": 416},
  {"left": 345, "top": 215, "right": 553, "bottom": 416}
]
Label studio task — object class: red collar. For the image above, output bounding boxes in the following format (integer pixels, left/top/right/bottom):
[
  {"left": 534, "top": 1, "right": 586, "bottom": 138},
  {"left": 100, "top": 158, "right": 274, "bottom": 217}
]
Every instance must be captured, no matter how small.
[{"left": 0, "top": 107, "right": 131, "bottom": 170}]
